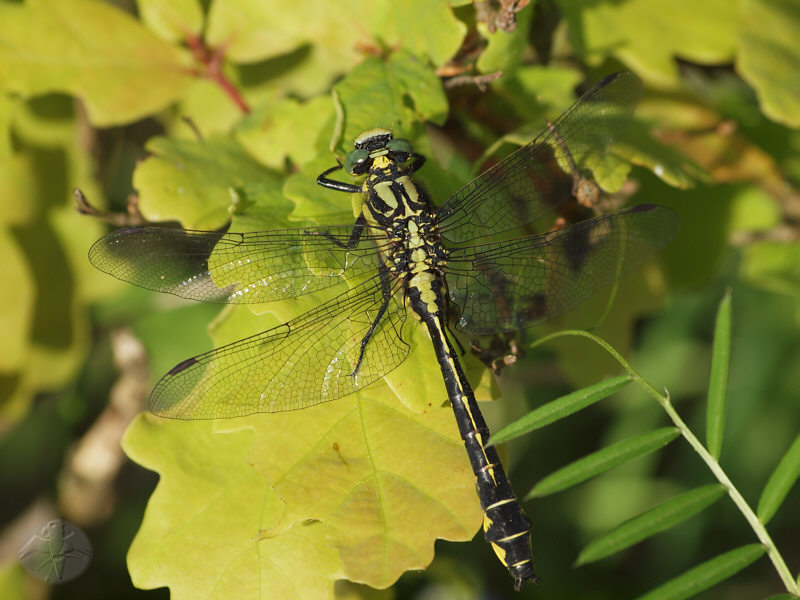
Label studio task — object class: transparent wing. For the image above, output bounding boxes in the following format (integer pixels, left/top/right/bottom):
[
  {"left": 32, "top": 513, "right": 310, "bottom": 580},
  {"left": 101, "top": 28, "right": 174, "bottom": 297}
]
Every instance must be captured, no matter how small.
[
  {"left": 444, "top": 205, "right": 680, "bottom": 335},
  {"left": 88, "top": 224, "right": 393, "bottom": 303},
  {"left": 148, "top": 276, "right": 409, "bottom": 419},
  {"left": 436, "top": 72, "right": 643, "bottom": 244}
]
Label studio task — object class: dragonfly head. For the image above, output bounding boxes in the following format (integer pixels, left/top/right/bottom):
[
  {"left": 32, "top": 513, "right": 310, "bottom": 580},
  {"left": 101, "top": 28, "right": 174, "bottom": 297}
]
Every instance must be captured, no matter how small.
[{"left": 345, "top": 128, "right": 414, "bottom": 176}]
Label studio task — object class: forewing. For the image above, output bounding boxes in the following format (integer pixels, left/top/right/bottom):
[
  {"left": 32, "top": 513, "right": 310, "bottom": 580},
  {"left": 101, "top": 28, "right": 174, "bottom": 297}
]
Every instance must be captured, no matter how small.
[
  {"left": 436, "top": 72, "right": 643, "bottom": 244},
  {"left": 88, "top": 224, "right": 388, "bottom": 303},
  {"left": 148, "top": 276, "right": 410, "bottom": 419},
  {"left": 445, "top": 205, "right": 680, "bottom": 335}
]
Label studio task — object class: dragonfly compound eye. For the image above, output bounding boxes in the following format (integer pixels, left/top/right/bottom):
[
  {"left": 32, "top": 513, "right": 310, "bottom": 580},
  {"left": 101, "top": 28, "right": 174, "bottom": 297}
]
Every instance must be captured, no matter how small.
[
  {"left": 344, "top": 148, "right": 370, "bottom": 175},
  {"left": 386, "top": 138, "right": 413, "bottom": 162}
]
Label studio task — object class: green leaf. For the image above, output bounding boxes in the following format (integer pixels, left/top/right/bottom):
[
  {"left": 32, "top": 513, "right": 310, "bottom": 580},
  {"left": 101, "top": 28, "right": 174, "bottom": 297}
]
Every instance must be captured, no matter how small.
[
  {"left": 136, "top": 0, "right": 204, "bottom": 43},
  {"left": 236, "top": 96, "right": 335, "bottom": 169},
  {"left": 706, "top": 290, "right": 732, "bottom": 459},
  {"left": 631, "top": 544, "right": 765, "bottom": 600},
  {"left": 206, "top": 0, "right": 464, "bottom": 67},
  {"left": 740, "top": 241, "right": 800, "bottom": 306},
  {"left": 476, "top": 2, "right": 533, "bottom": 74},
  {"left": 729, "top": 186, "right": 781, "bottom": 233},
  {"left": 133, "top": 134, "right": 279, "bottom": 229},
  {"left": 124, "top": 416, "right": 344, "bottom": 599},
  {"left": 738, "top": 0, "right": 800, "bottom": 127},
  {"left": 124, "top": 374, "right": 483, "bottom": 592},
  {"left": 577, "top": 484, "right": 727, "bottom": 565},
  {"left": 0, "top": 94, "right": 11, "bottom": 161},
  {"left": 494, "top": 84, "right": 641, "bottom": 193},
  {"left": 757, "top": 434, "right": 800, "bottom": 524},
  {"left": 489, "top": 375, "right": 632, "bottom": 446},
  {"left": 284, "top": 157, "right": 362, "bottom": 224},
  {"left": 375, "top": 0, "right": 466, "bottom": 67},
  {"left": 382, "top": 315, "right": 500, "bottom": 414},
  {"left": 0, "top": 563, "right": 26, "bottom": 600},
  {"left": 0, "top": 0, "right": 195, "bottom": 126},
  {"left": 0, "top": 225, "right": 33, "bottom": 375},
  {"left": 244, "top": 386, "right": 482, "bottom": 588},
  {"left": 557, "top": 0, "right": 737, "bottom": 86},
  {"left": 0, "top": 95, "right": 107, "bottom": 423},
  {"left": 331, "top": 52, "right": 448, "bottom": 151},
  {"left": 496, "top": 66, "right": 584, "bottom": 125},
  {"left": 528, "top": 427, "right": 680, "bottom": 498},
  {"left": 137, "top": 296, "right": 491, "bottom": 589},
  {"left": 624, "top": 120, "right": 707, "bottom": 189},
  {"left": 206, "top": 0, "right": 332, "bottom": 62}
]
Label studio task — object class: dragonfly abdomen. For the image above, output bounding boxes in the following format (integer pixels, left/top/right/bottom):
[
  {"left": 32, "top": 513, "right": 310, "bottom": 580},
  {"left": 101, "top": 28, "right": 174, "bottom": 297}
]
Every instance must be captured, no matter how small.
[{"left": 409, "top": 287, "right": 537, "bottom": 590}]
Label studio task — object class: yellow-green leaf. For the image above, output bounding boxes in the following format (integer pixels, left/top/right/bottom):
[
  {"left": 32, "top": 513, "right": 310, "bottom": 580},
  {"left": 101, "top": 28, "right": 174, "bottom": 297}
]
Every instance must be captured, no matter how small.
[
  {"left": 133, "top": 135, "right": 278, "bottom": 229},
  {"left": 331, "top": 53, "right": 448, "bottom": 151},
  {"left": 124, "top": 372, "right": 483, "bottom": 592},
  {"left": 136, "top": 0, "right": 204, "bottom": 43},
  {"left": 0, "top": 0, "right": 195, "bottom": 126},
  {"left": 738, "top": 0, "right": 800, "bottom": 127},
  {"left": 557, "top": 0, "right": 737, "bottom": 86},
  {"left": 0, "top": 563, "right": 26, "bottom": 600},
  {"left": 0, "top": 228, "right": 33, "bottom": 373},
  {"left": 740, "top": 241, "right": 800, "bottom": 306},
  {"left": 476, "top": 2, "right": 533, "bottom": 75},
  {"left": 206, "top": 0, "right": 463, "bottom": 68},
  {"left": 236, "top": 96, "right": 335, "bottom": 170},
  {"left": 243, "top": 383, "right": 482, "bottom": 588},
  {"left": 124, "top": 416, "right": 344, "bottom": 599}
]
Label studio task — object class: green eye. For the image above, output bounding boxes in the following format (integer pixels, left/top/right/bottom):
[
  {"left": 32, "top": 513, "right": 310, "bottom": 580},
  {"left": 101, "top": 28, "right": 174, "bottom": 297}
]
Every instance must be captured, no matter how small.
[
  {"left": 386, "top": 138, "right": 413, "bottom": 155},
  {"left": 344, "top": 148, "right": 369, "bottom": 174}
]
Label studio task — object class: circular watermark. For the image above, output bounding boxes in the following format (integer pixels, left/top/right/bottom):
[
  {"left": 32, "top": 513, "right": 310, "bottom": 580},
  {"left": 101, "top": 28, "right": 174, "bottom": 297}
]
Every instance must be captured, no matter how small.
[{"left": 17, "top": 519, "right": 93, "bottom": 584}]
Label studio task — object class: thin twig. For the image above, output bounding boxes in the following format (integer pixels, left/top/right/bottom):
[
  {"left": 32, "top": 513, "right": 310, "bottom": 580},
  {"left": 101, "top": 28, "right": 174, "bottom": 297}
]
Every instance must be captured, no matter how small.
[{"left": 443, "top": 70, "right": 503, "bottom": 91}]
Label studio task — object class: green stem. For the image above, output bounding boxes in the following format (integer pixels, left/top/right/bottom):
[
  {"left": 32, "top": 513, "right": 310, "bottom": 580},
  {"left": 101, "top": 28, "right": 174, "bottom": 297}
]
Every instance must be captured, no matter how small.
[{"left": 531, "top": 329, "right": 799, "bottom": 596}]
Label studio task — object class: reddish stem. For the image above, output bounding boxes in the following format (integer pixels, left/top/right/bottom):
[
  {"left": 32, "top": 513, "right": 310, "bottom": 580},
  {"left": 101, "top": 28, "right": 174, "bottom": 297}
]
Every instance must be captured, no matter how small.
[{"left": 185, "top": 33, "right": 250, "bottom": 114}]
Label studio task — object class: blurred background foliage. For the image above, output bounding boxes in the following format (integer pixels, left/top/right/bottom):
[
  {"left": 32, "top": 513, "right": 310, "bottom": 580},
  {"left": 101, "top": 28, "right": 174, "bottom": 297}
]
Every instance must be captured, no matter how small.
[{"left": 1, "top": 0, "right": 799, "bottom": 598}]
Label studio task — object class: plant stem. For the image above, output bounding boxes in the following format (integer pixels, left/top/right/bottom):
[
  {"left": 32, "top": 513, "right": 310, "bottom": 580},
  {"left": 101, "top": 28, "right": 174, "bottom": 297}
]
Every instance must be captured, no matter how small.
[
  {"left": 185, "top": 34, "right": 250, "bottom": 114},
  {"left": 532, "top": 329, "right": 800, "bottom": 596}
]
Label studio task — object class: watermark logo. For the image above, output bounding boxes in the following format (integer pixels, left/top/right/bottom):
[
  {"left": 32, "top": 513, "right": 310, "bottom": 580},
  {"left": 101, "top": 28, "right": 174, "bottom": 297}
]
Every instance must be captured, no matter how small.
[{"left": 17, "top": 519, "right": 93, "bottom": 584}]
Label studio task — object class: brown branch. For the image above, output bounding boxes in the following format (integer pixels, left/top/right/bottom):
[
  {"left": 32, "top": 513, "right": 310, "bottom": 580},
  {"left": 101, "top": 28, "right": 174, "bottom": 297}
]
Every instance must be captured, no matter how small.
[
  {"left": 58, "top": 329, "right": 150, "bottom": 527},
  {"left": 74, "top": 188, "right": 149, "bottom": 227},
  {"left": 443, "top": 70, "right": 503, "bottom": 92}
]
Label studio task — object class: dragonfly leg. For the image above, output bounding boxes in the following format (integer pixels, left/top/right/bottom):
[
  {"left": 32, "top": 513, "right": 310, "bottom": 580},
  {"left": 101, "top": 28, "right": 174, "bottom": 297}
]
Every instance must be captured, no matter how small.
[
  {"left": 317, "top": 163, "right": 362, "bottom": 193},
  {"left": 305, "top": 213, "right": 368, "bottom": 251},
  {"left": 352, "top": 261, "right": 394, "bottom": 377}
]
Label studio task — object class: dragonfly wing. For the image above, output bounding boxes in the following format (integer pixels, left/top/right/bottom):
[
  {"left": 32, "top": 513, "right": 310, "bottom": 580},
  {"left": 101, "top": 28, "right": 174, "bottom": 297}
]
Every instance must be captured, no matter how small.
[
  {"left": 148, "top": 276, "right": 410, "bottom": 419},
  {"left": 88, "top": 225, "right": 387, "bottom": 304},
  {"left": 445, "top": 205, "right": 680, "bottom": 335},
  {"left": 436, "top": 72, "right": 643, "bottom": 244}
]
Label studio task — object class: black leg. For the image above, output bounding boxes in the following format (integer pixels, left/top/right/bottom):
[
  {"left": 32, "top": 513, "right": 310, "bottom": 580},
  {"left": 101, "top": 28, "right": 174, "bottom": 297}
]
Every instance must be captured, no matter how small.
[
  {"left": 306, "top": 213, "right": 369, "bottom": 250},
  {"left": 352, "top": 260, "right": 393, "bottom": 377},
  {"left": 317, "top": 163, "right": 362, "bottom": 193}
]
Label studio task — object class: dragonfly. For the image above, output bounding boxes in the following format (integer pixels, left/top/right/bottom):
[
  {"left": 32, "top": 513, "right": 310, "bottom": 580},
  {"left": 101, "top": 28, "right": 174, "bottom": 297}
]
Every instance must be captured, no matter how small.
[{"left": 89, "top": 71, "right": 680, "bottom": 590}]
